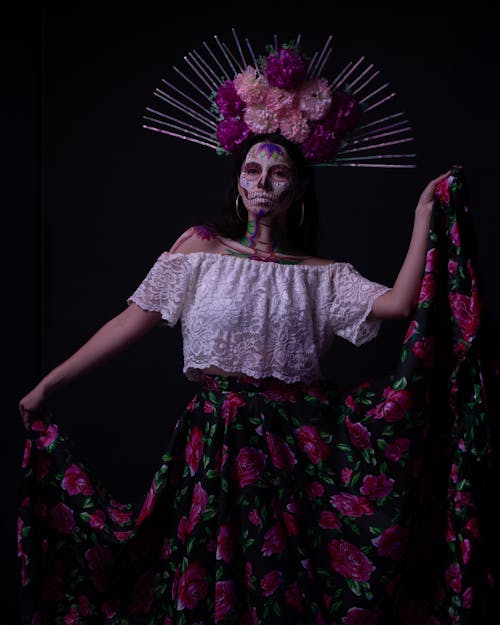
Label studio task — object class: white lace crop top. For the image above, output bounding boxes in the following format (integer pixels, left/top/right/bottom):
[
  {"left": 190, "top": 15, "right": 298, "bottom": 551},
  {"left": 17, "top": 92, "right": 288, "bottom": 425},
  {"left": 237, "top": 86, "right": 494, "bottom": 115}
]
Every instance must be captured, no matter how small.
[{"left": 127, "top": 252, "right": 390, "bottom": 384}]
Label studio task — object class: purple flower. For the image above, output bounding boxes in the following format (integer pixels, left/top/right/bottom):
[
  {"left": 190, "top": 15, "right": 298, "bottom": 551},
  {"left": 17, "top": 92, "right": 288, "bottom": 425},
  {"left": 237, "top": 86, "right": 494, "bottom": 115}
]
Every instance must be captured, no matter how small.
[
  {"left": 328, "top": 90, "right": 361, "bottom": 134},
  {"left": 216, "top": 118, "right": 251, "bottom": 152},
  {"left": 265, "top": 48, "right": 307, "bottom": 90},
  {"left": 215, "top": 81, "right": 245, "bottom": 118},
  {"left": 301, "top": 122, "right": 340, "bottom": 163}
]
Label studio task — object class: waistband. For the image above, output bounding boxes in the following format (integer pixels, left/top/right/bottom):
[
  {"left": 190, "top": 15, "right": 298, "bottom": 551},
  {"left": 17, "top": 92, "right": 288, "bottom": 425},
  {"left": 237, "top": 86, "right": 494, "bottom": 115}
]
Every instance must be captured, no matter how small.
[{"left": 200, "top": 372, "right": 330, "bottom": 395}]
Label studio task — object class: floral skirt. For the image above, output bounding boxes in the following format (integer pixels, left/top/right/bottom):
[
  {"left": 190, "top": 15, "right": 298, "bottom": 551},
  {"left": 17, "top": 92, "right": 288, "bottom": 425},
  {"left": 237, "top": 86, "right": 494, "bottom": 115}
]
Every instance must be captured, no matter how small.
[{"left": 18, "top": 368, "right": 482, "bottom": 625}]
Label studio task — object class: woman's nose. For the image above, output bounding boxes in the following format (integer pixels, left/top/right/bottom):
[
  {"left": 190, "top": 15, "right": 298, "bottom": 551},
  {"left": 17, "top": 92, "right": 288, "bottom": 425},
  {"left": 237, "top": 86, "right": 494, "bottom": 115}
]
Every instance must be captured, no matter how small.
[{"left": 257, "top": 173, "right": 270, "bottom": 189}]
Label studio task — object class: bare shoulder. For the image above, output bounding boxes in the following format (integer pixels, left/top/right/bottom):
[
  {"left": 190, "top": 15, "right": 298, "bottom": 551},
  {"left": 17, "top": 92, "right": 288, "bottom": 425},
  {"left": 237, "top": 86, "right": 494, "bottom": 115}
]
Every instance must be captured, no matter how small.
[{"left": 168, "top": 225, "right": 221, "bottom": 254}]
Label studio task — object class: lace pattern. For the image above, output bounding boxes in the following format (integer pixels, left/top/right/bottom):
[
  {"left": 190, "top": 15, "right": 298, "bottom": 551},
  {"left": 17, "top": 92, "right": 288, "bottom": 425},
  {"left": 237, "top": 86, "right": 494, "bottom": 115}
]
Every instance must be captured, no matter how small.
[{"left": 127, "top": 252, "right": 390, "bottom": 383}]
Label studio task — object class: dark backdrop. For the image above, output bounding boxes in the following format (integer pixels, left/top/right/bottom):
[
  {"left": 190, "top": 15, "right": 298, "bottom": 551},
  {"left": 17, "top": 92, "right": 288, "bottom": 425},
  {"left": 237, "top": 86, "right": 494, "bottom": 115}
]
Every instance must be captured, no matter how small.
[{"left": 5, "top": 2, "right": 500, "bottom": 624}]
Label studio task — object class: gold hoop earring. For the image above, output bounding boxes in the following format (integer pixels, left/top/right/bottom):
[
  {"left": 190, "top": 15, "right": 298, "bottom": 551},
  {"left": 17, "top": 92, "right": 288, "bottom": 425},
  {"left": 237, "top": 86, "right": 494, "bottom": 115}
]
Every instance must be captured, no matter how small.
[
  {"left": 235, "top": 195, "right": 245, "bottom": 222},
  {"left": 298, "top": 200, "right": 305, "bottom": 227}
]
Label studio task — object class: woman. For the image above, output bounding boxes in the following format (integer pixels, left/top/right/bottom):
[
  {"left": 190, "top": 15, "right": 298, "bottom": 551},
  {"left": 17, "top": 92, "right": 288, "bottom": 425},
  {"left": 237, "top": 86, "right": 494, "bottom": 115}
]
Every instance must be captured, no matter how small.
[{"left": 18, "top": 131, "right": 471, "bottom": 625}]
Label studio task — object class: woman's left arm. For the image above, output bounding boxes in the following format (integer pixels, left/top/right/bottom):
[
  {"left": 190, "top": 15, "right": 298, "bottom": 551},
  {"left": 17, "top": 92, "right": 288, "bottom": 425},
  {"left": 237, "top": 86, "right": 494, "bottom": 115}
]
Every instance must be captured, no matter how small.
[{"left": 371, "top": 170, "right": 451, "bottom": 319}]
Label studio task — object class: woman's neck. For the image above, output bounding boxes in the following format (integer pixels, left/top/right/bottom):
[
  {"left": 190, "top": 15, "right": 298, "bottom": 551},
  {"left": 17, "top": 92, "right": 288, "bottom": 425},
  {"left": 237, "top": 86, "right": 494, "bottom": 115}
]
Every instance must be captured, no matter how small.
[{"left": 240, "top": 216, "right": 288, "bottom": 255}]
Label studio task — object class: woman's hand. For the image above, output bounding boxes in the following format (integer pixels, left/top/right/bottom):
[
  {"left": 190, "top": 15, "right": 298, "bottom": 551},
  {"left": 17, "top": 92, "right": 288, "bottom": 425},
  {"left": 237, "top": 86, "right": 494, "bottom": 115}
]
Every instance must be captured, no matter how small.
[
  {"left": 416, "top": 170, "right": 452, "bottom": 217},
  {"left": 19, "top": 385, "right": 48, "bottom": 429}
]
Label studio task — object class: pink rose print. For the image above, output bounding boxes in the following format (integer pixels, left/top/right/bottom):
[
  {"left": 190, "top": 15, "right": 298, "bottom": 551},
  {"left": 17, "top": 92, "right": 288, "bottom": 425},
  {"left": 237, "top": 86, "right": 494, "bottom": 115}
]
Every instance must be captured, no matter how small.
[
  {"left": 89, "top": 509, "right": 106, "bottom": 530},
  {"left": 328, "top": 539, "right": 375, "bottom": 582},
  {"left": 445, "top": 562, "right": 462, "bottom": 593},
  {"left": 185, "top": 426, "right": 204, "bottom": 476},
  {"left": 160, "top": 538, "right": 173, "bottom": 559},
  {"left": 371, "top": 525, "right": 409, "bottom": 559},
  {"left": 412, "top": 336, "right": 435, "bottom": 369},
  {"left": 448, "top": 259, "right": 459, "bottom": 275},
  {"left": 403, "top": 320, "right": 419, "bottom": 343},
  {"left": 178, "top": 482, "right": 208, "bottom": 541},
  {"left": 22, "top": 439, "right": 32, "bottom": 469},
  {"left": 232, "top": 447, "right": 267, "bottom": 488},
  {"left": 33, "top": 422, "right": 59, "bottom": 450},
  {"left": 450, "top": 220, "right": 461, "bottom": 247},
  {"left": 318, "top": 510, "right": 341, "bottom": 530},
  {"left": 176, "top": 562, "right": 209, "bottom": 610},
  {"left": 418, "top": 273, "right": 437, "bottom": 304},
  {"left": 248, "top": 508, "right": 262, "bottom": 526},
  {"left": 107, "top": 507, "right": 133, "bottom": 525},
  {"left": 330, "top": 493, "right": 373, "bottom": 517},
  {"left": 262, "top": 524, "right": 287, "bottom": 556},
  {"left": 360, "top": 474, "right": 395, "bottom": 499},
  {"left": 265, "top": 431, "right": 297, "bottom": 471},
  {"left": 222, "top": 393, "right": 246, "bottom": 426},
  {"left": 245, "top": 561, "right": 253, "bottom": 589},
  {"left": 425, "top": 247, "right": 438, "bottom": 273},
  {"left": 461, "top": 538, "right": 471, "bottom": 564},
  {"left": 260, "top": 570, "right": 283, "bottom": 596},
  {"left": 368, "top": 387, "right": 412, "bottom": 423},
  {"left": 305, "top": 481, "right": 325, "bottom": 499},
  {"left": 85, "top": 544, "right": 113, "bottom": 570},
  {"left": 345, "top": 395, "right": 358, "bottom": 412},
  {"left": 216, "top": 524, "right": 235, "bottom": 562},
  {"left": 345, "top": 416, "right": 371, "bottom": 449},
  {"left": 114, "top": 530, "right": 132, "bottom": 541},
  {"left": 296, "top": 425, "right": 331, "bottom": 464},
  {"left": 64, "top": 607, "right": 79, "bottom": 625},
  {"left": 385, "top": 438, "right": 410, "bottom": 462},
  {"left": 285, "top": 581, "right": 304, "bottom": 612},
  {"left": 342, "top": 606, "right": 381, "bottom": 625},
  {"left": 449, "top": 292, "right": 479, "bottom": 343},
  {"left": 61, "top": 464, "right": 94, "bottom": 496},
  {"left": 463, "top": 586, "right": 473, "bottom": 609},
  {"left": 341, "top": 467, "right": 353, "bottom": 484},
  {"left": 435, "top": 176, "right": 450, "bottom": 205},
  {"left": 215, "top": 580, "right": 237, "bottom": 623},
  {"left": 47, "top": 502, "right": 75, "bottom": 534},
  {"left": 137, "top": 481, "right": 157, "bottom": 526}
]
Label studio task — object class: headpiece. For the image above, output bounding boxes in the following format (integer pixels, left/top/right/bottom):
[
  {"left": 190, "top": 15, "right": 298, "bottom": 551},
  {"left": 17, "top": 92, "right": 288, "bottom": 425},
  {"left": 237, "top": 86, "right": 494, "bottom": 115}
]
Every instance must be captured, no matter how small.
[{"left": 143, "top": 30, "right": 416, "bottom": 168}]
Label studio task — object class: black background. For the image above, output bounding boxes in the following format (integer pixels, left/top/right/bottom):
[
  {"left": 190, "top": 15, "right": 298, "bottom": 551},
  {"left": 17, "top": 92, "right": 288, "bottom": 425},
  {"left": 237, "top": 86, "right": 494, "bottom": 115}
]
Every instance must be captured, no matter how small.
[{"left": 5, "top": 2, "right": 500, "bottom": 623}]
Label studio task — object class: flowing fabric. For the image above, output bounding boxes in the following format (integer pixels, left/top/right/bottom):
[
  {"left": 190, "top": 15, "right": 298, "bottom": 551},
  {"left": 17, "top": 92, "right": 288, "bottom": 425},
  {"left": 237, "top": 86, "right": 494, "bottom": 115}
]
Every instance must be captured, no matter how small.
[{"left": 17, "top": 166, "right": 492, "bottom": 624}]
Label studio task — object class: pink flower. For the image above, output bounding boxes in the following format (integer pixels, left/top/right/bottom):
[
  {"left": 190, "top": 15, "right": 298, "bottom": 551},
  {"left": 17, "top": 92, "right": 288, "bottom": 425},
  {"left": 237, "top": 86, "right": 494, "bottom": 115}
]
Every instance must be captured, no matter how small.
[
  {"left": 461, "top": 538, "right": 471, "bottom": 564},
  {"left": 232, "top": 447, "right": 267, "bottom": 488},
  {"left": 295, "top": 425, "right": 331, "bottom": 464},
  {"left": 216, "top": 79, "right": 246, "bottom": 116},
  {"left": 412, "top": 337, "right": 435, "bottom": 369},
  {"left": 318, "top": 510, "right": 341, "bottom": 530},
  {"left": 341, "top": 467, "right": 353, "bottom": 484},
  {"left": 305, "top": 481, "right": 324, "bottom": 499},
  {"left": 216, "top": 118, "right": 250, "bottom": 152},
  {"left": 215, "top": 580, "right": 237, "bottom": 622},
  {"left": 47, "top": 502, "right": 75, "bottom": 534},
  {"left": 342, "top": 607, "right": 381, "bottom": 625},
  {"left": 368, "top": 387, "right": 412, "bottom": 423},
  {"left": 360, "top": 474, "right": 395, "bottom": 499},
  {"left": 404, "top": 320, "right": 419, "bottom": 343},
  {"left": 244, "top": 104, "right": 279, "bottom": 134},
  {"left": 107, "top": 507, "right": 133, "bottom": 525},
  {"left": 330, "top": 493, "right": 373, "bottom": 517},
  {"left": 89, "top": 509, "right": 105, "bottom": 530},
  {"left": 445, "top": 562, "right": 462, "bottom": 593},
  {"left": 279, "top": 109, "right": 311, "bottom": 143},
  {"left": 285, "top": 581, "right": 304, "bottom": 611},
  {"left": 418, "top": 273, "right": 437, "bottom": 304},
  {"left": 61, "top": 464, "right": 94, "bottom": 496},
  {"left": 328, "top": 539, "right": 375, "bottom": 582},
  {"left": 137, "top": 481, "right": 157, "bottom": 526},
  {"left": 385, "top": 438, "right": 410, "bottom": 462},
  {"left": 234, "top": 68, "right": 268, "bottom": 105},
  {"left": 260, "top": 570, "right": 283, "bottom": 596},
  {"left": 33, "top": 422, "right": 59, "bottom": 449},
  {"left": 372, "top": 525, "right": 409, "bottom": 559},
  {"left": 176, "top": 562, "right": 209, "bottom": 610},
  {"left": 262, "top": 524, "right": 287, "bottom": 556},
  {"left": 298, "top": 78, "right": 332, "bottom": 120},
  {"left": 216, "top": 524, "right": 234, "bottom": 563},
  {"left": 22, "top": 439, "right": 32, "bottom": 469},
  {"left": 222, "top": 393, "right": 246, "bottom": 426},
  {"left": 435, "top": 177, "right": 451, "bottom": 206},
  {"left": 185, "top": 426, "right": 204, "bottom": 476},
  {"left": 265, "top": 47, "right": 307, "bottom": 90},
  {"left": 160, "top": 538, "right": 173, "bottom": 559},
  {"left": 425, "top": 247, "right": 438, "bottom": 272},
  {"left": 265, "top": 431, "right": 297, "bottom": 471},
  {"left": 449, "top": 292, "right": 479, "bottom": 343},
  {"left": 248, "top": 508, "right": 262, "bottom": 526},
  {"left": 64, "top": 607, "right": 79, "bottom": 625},
  {"left": 463, "top": 586, "right": 473, "bottom": 609},
  {"left": 345, "top": 416, "right": 371, "bottom": 449}
]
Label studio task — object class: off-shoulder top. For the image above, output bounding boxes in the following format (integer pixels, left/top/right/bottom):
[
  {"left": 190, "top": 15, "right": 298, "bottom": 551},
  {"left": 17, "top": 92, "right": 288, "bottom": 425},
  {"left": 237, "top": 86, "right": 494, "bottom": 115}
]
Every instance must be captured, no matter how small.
[{"left": 127, "top": 252, "right": 390, "bottom": 384}]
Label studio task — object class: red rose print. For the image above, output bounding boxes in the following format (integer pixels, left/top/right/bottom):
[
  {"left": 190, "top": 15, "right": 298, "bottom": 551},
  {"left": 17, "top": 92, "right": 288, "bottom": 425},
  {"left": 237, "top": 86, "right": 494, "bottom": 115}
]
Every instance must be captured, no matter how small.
[
  {"left": 450, "top": 220, "right": 460, "bottom": 247},
  {"left": 262, "top": 523, "right": 287, "bottom": 556},
  {"left": 216, "top": 524, "right": 234, "bottom": 562},
  {"left": 449, "top": 292, "right": 479, "bottom": 343},
  {"left": 184, "top": 482, "right": 208, "bottom": 535},
  {"left": 412, "top": 337, "right": 435, "bottom": 369},
  {"left": 345, "top": 416, "right": 371, "bottom": 449},
  {"left": 371, "top": 525, "right": 408, "bottom": 559},
  {"left": 248, "top": 508, "right": 262, "bottom": 526},
  {"left": 360, "top": 474, "right": 395, "bottom": 499},
  {"left": 107, "top": 507, "right": 133, "bottom": 525},
  {"left": 47, "top": 502, "right": 75, "bottom": 534},
  {"left": 215, "top": 580, "right": 237, "bottom": 623},
  {"left": 328, "top": 539, "right": 375, "bottom": 582},
  {"left": 129, "top": 571, "right": 155, "bottom": 616},
  {"left": 368, "top": 387, "right": 412, "bottom": 423},
  {"left": 85, "top": 544, "right": 113, "bottom": 571},
  {"left": 330, "top": 493, "right": 373, "bottom": 517},
  {"left": 385, "top": 438, "right": 410, "bottom": 462},
  {"left": 137, "top": 481, "right": 157, "bottom": 526},
  {"left": 177, "top": 562, "right": 209, "bottom": 610},
  {"left": 403, "top": 320, "right": 419, "bottom": 343},
  {"left": 305, "top": 481, "right": 324, "bottom": 499},
  {"left": 265, "top": 431, "right": 297, "bottom": 471},
  {"left": 342, "top": 606, "right": 381, "bottom": 625},
  {"left": 61, "top": 464, "right": 94, "bottom": 496},
  {"left": 232, "top": 447, "right": 267, "bottom": 488},
  {"left": 260, "top": 570, "right": 283, "bottom": 596},
  {"left": 63, "top": 607, "right": 79, "bottom": 625},
  {"left": 285, "top": 581, "right": 304, "bottom": 612},
  {"left": 296, "top": 425, "right": 331, "bottom": 464},
  {"left": 341, "top": 467, "right": 353, "bottom": 484},
  {"left": 185, "top": 426, "right": 204, "bottom": 476},
  {"left": 222, "top": 393, "right": 246, "bottom": 426},
  {"left": 318, "top": 510, "right": 340, "bottom": 530},
  {"left": 89, "top": 509, "right": 105, "bottom": 530},
  {"left": 113, "top": 530, "right": 132, "bottom": 541},
  {"left": 418, "top": 273, "right": 437, "bottom": 304},
  {"left": 425, "top": 247, "right": 438, "bottom": 273},
  {"left": 445, "top": 562, "right": 462, "bottom": 592},
  {"left": 33, "top": 422, "right": 59, "bottom": 450},
  {"left": 435, "top": 177, "right": 450, "bottom": 206},
  {"left": 448, "top": 259, "right": 459, "bottom": 275}
]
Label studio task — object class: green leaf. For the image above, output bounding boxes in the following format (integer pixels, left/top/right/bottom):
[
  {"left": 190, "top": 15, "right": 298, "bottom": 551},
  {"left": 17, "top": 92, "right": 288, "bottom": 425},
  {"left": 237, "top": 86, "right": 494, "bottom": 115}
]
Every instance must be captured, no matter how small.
[
  {"left": 392, "top": 377, "right": 407, "bottom": 390},
  {"left": 347, "top": 578, "right": 362, "bottom": 596},
  {"left": 336, "top": 443, "right": 352, "bottom": 453}
]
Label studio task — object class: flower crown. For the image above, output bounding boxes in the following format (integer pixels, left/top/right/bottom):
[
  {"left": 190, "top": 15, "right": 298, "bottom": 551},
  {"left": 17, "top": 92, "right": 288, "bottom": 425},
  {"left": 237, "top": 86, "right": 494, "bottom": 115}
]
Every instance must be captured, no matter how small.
[{"left": 144, "top": 31, "right": 416, "bottom": 168}]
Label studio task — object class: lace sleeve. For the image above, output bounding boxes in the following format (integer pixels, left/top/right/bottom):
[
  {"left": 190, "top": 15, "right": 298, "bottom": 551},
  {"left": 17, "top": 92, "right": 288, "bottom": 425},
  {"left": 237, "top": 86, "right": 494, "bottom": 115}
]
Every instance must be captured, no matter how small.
[
  {"left": 330, "top": 262, "right": 391, "bottom": 346},
  {"left": 126, "top": 252, "right": 192, "bottom": 327}
]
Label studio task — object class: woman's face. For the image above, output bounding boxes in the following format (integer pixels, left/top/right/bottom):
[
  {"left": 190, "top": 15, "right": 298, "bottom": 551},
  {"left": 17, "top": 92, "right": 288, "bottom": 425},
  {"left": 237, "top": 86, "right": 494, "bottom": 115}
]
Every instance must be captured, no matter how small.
[{"left": 238, "top": 141, "right": 297, "bottom": 218}]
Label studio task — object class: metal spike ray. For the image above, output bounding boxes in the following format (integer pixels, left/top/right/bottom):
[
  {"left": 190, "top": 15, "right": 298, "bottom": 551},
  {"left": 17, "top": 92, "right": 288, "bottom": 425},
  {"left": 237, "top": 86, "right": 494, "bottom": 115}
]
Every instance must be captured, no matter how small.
[{"left": 143, "top": 29, "right": 416, "bottom": 168}]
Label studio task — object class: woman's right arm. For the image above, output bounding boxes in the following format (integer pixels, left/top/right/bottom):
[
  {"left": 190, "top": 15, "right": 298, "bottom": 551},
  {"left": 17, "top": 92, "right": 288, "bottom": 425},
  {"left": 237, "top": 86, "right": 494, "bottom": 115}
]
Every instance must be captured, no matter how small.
[{"left": 19, "top": 303, "right": 162, "bottom": 427}]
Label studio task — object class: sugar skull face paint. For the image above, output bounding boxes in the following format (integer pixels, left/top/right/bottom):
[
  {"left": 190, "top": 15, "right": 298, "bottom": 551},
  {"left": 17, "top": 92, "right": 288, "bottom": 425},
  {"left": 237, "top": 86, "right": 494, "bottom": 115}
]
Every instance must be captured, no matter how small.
[{"left": 238, "top": 142, "right": 295, "bottom": 217}]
